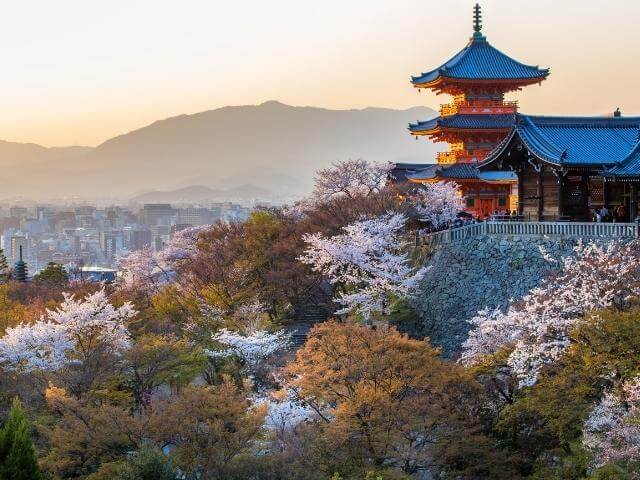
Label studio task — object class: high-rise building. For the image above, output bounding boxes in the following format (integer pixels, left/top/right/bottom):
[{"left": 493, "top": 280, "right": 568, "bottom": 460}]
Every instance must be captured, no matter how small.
[
  {"left": 100, "top": 231, "right": 119, "bottom": 262},
  {"left": 129, "top": 229, "right": 152, "bottom": 251},
  {"left": 9, "top": 206, "right": 29, "bottom": 219},
  {"left": 177, "top": 207, "right": 215, "bottom": 226},
  {"left": 141, "top": 204, "right": 176, "bottom": 226}
]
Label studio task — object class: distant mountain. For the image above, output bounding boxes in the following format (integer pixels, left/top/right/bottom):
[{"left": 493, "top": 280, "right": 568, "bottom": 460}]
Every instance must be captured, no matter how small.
[
  {"left": 0, "top": 101, "right": 438, "bottom": 202},
  {"left": 131, "top": 184, "right": 275, "bottom": 204}
]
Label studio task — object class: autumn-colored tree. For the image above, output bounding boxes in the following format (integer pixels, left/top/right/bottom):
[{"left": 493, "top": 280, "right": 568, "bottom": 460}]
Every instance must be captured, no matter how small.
[
  {"left": 43, "top": 380, "right": 266, "bottom": 480},
  {"left": 146, "top": 381, "right": 266, "bottom": 479},
  {"left": 121, "top": 334, "right": 205, "bottom": 407},
  {"left": 42, "top": 386, "right": 141, "bottom": 478},
  {"left": 86, "top": 443, "right": 177, "bottom": 480},
  {"left": 190, "top": 211, "right": 324, "bottom": 318},
  {"left": 286, "top": 321, "right": 479, "bottom": 477}
]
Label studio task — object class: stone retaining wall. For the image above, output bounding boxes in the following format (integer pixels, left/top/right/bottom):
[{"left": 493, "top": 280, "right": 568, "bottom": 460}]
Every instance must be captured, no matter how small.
[{"left": 412, "top": 235, "right": 582, "bottom": 356}]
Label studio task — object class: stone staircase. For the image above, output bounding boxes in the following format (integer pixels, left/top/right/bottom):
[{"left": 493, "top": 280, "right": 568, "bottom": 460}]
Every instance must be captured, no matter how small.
[{"left": 286, "top": 303, "right": 330, "bottom": 350}]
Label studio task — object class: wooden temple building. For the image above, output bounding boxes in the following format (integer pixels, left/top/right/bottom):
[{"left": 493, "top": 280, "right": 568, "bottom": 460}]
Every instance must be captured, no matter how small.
[
  {"left": 478, "top": 113, "right": 640, "bottom": 222},
  {"left": 392, "top": 4, "right": 640, "bottom": 221},
  {"left": 393, "top": 4, "right": 549, "bottom": 218}
]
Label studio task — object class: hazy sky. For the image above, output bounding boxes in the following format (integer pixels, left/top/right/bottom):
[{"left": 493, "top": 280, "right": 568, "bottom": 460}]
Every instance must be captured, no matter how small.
[{"left": 2, "top": 0, "right": 639, "bottom": 147}]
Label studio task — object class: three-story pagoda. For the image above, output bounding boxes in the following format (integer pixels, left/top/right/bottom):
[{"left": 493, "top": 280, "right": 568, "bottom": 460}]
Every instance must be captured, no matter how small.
[{"left": 408, "top": 4, "right": 549, "bottom": 217}]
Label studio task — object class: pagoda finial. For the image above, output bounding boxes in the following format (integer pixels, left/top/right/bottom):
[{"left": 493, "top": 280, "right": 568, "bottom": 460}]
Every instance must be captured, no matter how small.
[{"left": 472, "top": 3, "right": 484, "bottom": 39}]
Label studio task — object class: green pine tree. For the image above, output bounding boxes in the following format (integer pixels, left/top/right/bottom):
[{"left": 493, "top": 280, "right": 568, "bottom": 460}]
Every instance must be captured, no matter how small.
[
  {"left": 0, "top": 398, "right": 42, "bottom": 480},
  {"left": 33, "top": 262, "right": 69, "bottom": 287}
]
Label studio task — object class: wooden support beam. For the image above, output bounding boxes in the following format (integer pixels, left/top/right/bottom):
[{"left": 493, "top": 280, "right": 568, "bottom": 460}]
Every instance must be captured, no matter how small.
[
  {"left": 537, "top": 163, "right": 544, "bottom": 221},
  {"left": 581, "top": 174, "right": 589, "bottom": 220},
  {"left": 630, "top": 184, "right": 637, "bottom": 222},
  {"left": 558, "top": 173, "right": 565, "bottom": 219},
  {"left": 517, "top": 166, "right": 524, "bottom": 216}
]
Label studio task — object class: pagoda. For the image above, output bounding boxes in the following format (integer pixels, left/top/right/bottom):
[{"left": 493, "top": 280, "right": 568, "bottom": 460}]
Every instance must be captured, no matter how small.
[
  {"left": 408, "top": 4, "right": 549, "bottom": 217},
  {"left": 13, "top": 246, "right": 27, "bottom": 283}
]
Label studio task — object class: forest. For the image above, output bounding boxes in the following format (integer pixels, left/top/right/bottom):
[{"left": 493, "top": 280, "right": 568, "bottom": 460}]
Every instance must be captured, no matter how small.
[{"left": 0, "top": 160, "right": 637, "bottom": 479}]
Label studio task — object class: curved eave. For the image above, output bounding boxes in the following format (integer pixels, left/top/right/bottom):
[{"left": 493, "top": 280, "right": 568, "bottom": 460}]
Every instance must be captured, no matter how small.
[
  {"left": 604, "top": 141, "right": 640, "bottom": 177},
  {"left": 478, "top": 120, "right": 564, "bottom": 168},
  {"left": 408, "top": 177, "right": 438, "bottom": 184},
  {"left": 409, "top": 125, "right": 511, "bottom": 136},
  {"left": 479, "top": 178, "right": 518, "bottom": 184},
  {"left": 411, "top": 73, "right": 549, "bottom": 90}
]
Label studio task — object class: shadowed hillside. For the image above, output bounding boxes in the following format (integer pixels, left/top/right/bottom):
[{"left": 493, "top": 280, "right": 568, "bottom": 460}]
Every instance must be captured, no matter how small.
[{"left": 0, "top": 101, "right": 437, "bottom": 202}]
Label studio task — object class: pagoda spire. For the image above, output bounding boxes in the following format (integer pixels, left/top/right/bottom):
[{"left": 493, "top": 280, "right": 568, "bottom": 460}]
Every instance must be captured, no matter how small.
[
  {"left": 13, "top": 246, "right": 27, "bottom": 283},
  {"left": 473, "top": 3, "right": 484, "bottom": 39}
]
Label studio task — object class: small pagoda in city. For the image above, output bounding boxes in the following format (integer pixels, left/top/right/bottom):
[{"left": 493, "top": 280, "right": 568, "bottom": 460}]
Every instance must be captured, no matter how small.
[{"left": 403, "top": 4, "right": 549, "bottom": 217}]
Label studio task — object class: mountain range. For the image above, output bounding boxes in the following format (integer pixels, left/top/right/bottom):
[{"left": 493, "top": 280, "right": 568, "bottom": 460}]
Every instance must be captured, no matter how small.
[{"left": 0, "top": 101, "right": 438, "bottom": 203}]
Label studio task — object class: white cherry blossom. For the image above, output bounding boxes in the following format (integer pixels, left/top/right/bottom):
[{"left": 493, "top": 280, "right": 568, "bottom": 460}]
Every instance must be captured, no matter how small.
[
  {"left": 461, "top": 241, "right": 640, "bottom": 387},
  {"left": 0, "top": 290, "right": 136, "bottom": 372},
  {"left": 299, "top": 212, "right": 428, "bottom": 320}
]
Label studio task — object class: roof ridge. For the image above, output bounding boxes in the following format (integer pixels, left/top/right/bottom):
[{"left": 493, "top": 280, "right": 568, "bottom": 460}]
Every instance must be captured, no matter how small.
[{"left": 476, "top": 38, "right": 549, "bottom": 72}]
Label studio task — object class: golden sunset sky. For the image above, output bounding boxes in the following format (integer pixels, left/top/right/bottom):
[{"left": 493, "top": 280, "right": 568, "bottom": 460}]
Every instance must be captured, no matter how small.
[{"left": 2, "top": 0, "right": 639, "bottom": 147}]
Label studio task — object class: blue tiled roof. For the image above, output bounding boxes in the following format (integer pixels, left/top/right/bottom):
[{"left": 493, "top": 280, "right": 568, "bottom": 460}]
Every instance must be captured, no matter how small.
[
  {"left": 606, "top": 142, "right": 640, "bottom": 177},
  {"left": 409, "top": 114, "right": 514, "bottom": 133},
  {"left": 390, "top": 163, "right": 439, "bottom": 182},
  {"left": 478, "top": 171, "right": 518, "bottom": 182},
  {"left": 412, "top": 36, "right": 549, "bottom": 85},
  {"left": 403, "top": 163, "right": 516, "bottom": 182},
  {"left": 436, "top": 163, "right": 480, "bottom": 179},
  {"left": 482, "top": 114, "right": 640, "bottom": 167}
]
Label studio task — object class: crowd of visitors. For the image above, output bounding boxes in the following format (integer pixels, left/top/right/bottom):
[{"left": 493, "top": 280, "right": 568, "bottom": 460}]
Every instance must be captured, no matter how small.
[{"left": 592, "top": 204, "right": 629, "bottom": 223}]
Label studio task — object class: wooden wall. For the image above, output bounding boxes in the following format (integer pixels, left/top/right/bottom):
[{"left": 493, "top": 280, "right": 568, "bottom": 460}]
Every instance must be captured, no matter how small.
[{"left": 519, "top": 162, "right": 560, "bottom": 220}]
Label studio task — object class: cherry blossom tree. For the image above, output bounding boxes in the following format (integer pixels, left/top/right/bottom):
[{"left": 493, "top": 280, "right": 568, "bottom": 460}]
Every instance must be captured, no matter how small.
[
  {"left": 157, "top": 225, "right": 207, "bottom": 264},
  {"left": 0, "top": 290, "right": 136, "bottom": 372},
  {"left": 207, "top": 328, "right": 291, "bottom": 373},
  {"left": 409, "top": 181, "right": 464, "bottom": 229},
  {"left": 461, "top": 241, "right": 640, "bottom": 387},
  {"left": 118, "top": 226, "right": 208, "bottom": 291},
  {"left": 583, "top": 377, "right": 640, "bottom": 467},
  {"left": 299, "top": 212, "right": 428, "bottom": 320},
  {"left": 312, "top": 159, "right": 392, "bottom": 202},
  {"left": 257, "top": 388, "right": 314, "bottom": 435}
]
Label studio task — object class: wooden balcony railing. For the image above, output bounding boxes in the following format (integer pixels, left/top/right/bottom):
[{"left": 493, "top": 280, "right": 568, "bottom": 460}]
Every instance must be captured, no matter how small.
[
  {"left": 436, "top": 150, "right": 491, "bottom": 164},
  {"left": 440, "top": 100, "right": 518, "bottom": 116},
  {"left": 436, "top": 151, "right": 457, "bottom": 164}
]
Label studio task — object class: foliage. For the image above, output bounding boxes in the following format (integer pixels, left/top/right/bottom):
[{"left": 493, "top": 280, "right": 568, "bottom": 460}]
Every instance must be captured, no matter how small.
[
  {"left": 583, "top": 377, "right": 640, "bottom": 469},
  {"left": 480, "top": 307, "right": 640, "bottom": 478},
  {"left": 408, "top": 181, "right": 464, "bottom": 229},
  {"left": 118, "top": 226, "right": 207, "bottom": 293},
  {"left": 121, "top": 334, "right": 205, "bottom": 407},
  {"left": 461, "top": 240, "right": 640, "bottom": 387},
  {"left": 147, "top": 381, "right": 266, "bottom": 479},
  {"left": 189, "top": 211, "right": 323, "bottom": 319},
  {"left": 0, "top": 397, "right": 42, "bottom": 480},
  {"left": 86, "top": 443, "right": 177, "bottom": 480},
  {"left": 286, "top": 321, "right": 478, "bottom": 476},
  {"left": 312, "top": 159, "right": 392, "bottom": 202},
  {"left": 299, "top": 212, "right": 428, "bottom": 320},
  {"left": 208, "top": 328, "right": 290, "bottom": 375},
  {"left": 33, "top": 262, "right": 69, "bottom": 287},
  {"left": 0, "top": 289, "right": 135, "bottom": 373}
]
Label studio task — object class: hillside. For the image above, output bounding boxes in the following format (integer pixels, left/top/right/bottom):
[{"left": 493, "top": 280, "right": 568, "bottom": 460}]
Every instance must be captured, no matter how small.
[{"left": 0, "top": 101, "right": 437, "bottom": 202}]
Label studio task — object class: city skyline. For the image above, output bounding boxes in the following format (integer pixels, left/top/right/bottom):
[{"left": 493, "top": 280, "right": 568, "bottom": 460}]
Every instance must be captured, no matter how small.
[{"left": 2, "top": 0, "right": 639, "bottom": 147}]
